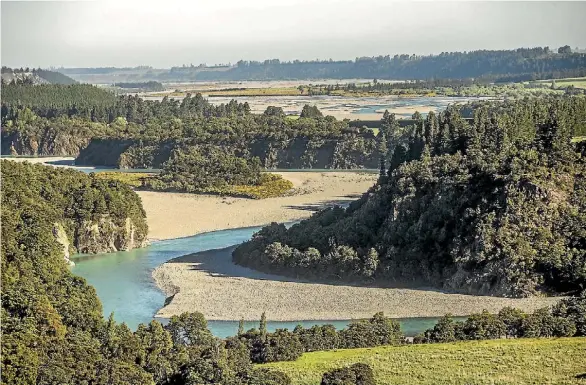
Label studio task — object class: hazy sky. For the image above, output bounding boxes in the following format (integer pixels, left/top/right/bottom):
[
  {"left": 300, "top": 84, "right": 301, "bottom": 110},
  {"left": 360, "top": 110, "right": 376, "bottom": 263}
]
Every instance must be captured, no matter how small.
[{"left": 2, "top": 0, "right": 586, "bottom": 68}]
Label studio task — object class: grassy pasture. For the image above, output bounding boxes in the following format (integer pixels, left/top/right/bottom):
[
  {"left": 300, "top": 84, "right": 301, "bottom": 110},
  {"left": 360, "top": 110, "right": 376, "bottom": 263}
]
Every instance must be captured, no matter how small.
[{"left": 262, "top": 338, "right": 586, "bottom": 385}]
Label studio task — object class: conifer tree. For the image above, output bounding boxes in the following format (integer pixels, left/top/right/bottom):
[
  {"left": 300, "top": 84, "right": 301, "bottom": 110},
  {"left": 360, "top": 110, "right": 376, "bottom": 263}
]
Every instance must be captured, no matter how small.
[
  {"left": 260, "top": 312, "right": 267, "bottom": 341},
  {"left": 238, "top": 318, "right": 245, "bottom": 336}
]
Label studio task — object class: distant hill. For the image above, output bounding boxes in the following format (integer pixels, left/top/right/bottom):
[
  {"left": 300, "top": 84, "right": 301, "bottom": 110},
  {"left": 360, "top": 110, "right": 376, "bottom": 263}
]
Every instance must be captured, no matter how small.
[
  {"left": 1, "top": 67, "right": 77, "bottom": 85},
  {"left": 57, "top": 46, "right": 586, "bottom": 83}
]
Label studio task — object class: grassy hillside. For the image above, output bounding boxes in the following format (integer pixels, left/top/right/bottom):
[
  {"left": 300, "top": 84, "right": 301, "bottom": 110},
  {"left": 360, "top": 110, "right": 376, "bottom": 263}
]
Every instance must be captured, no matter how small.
[{"left": 262, "top": 338, "right": 586, "bottom": 385}]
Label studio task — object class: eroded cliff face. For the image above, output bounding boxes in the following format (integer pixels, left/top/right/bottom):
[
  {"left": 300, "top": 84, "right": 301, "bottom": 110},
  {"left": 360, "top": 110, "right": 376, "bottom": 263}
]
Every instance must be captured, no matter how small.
[
  {"left": 75, "top": 216, "right": 149, "bottom": 254},
  {"left": 2, "top": 130, "right": 91, "bottom": 156},
  {"left": 52, "top": 217, "right": 148, "bottom": 263},
  {"left": 53, "top": 223, "right": 74, "bottom": 265},
  {"left": 75, "top": 137, "right": 380, "bottom": 169}
]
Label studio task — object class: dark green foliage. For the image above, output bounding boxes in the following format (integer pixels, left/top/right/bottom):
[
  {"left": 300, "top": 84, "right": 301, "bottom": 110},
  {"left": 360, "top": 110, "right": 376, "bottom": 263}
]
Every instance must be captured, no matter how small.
[
  {"left": 1, "top": 160, "right": 148, "bottom": 254},
  {"left": 233, "top": 97, "right": 586, "bottom": 297},
  {"left": 461, "top": 310, "right": 507, "bottom": 340},
  {"left": 146, "top": 146, "right": 262, "bottom": 192},
  {"left": 419, "top": 299, "right": 584, "bottom": 343},
  {"left": 115, "top": 81, "right": 165, "bottom": 91},
  {"left": 498, "top": 307, "right": 527, "bottom": 338},
  {"left": 552, "top": 291, "right": 586, "bottom": 336},
  {"left": 294, "top": 324, "right": 340, "bottom": 352},
  {"left": 0, "top": 161, "right": 152, "bottom": 384},
  {"left": 250, "top": 329, "right": 304, "bottom": 364},
  {"left": 339, "top": 312, "right": 404, "bottom": 349},
  {"left": 238, "top": 312, "right": 402, "bottom": 364},
  {"left": 419, "top": 315, "right": 463, "bottom": 343},
  {"left": 167, "top": 312, "right": 215, "bottom": 347},
  {"left": 521, "top": 308, "right": 577, "bottom": 338},
  {"left": 2, "top": 86, "right": 380, "bottom": 170},
  {"left": 195, "top": 47, "right": 586, "bottom": 82},
  {"left": 246, "top": 368, "right": 292, "bottom": 385},
  {"left": 320, "top": 363, "right": 375, "bottom": 385},
  {"left": 300, "top": 104, "right": 323, "bottom": 119},
  {"left": 1, "top": 84, "right": 117, "bottom": 122}
]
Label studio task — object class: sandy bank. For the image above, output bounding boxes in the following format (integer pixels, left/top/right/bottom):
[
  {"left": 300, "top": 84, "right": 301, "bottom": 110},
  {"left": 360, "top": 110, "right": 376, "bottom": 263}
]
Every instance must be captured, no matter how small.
[
  {"left": 1, "top": 156, "right": 76, "bottom": 165},
  {"left": 153, "top": 246, "right": 561, "bottom": 321},
  {"left": 138, "top": 171, "right": 377, "bottom": 240}
]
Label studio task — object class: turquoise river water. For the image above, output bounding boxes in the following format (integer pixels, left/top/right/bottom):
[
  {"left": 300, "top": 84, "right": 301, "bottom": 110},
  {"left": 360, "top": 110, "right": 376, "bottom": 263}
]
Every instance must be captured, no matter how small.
[{"left": 71, "top": 225, "right": 461, "bottom": 338}]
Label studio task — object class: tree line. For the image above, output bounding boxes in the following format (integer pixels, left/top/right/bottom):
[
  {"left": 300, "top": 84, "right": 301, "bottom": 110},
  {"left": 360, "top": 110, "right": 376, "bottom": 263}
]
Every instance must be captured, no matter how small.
[
  {"left": 45, "top": 46, "right": 586, "bottom": 83},
  {"left": 114, "top": 81, "right": 165, "bottom": 91},
  {"left": 195, "top": 47, "right": 586, "bottom": 82}
]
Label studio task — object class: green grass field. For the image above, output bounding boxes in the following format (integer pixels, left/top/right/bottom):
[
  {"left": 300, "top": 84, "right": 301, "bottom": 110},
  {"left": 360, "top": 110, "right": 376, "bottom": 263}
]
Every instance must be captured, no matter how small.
[
  {"left": 535, "top": 77, "right": 586, "bottom": 89},
  {"left": 262, "top": 338, "right": 586, "bottom": 385}
]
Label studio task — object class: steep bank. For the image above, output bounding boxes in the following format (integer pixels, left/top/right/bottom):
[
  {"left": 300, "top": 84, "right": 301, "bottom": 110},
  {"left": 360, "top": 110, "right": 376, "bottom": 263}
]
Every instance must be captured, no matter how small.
[
  {"left": 233, "top": 97, "right": 586, "bottom": 298},
  {"left": 2, "top": 128, "right": 91, "bottom": 156},
  {"left": 153, "top": 246, "right": 561, "bottom": 321},
  {"left": 138, "top": 171, "right": 378, "bottom": 240},
  {"left": 1, "top": 160, "right": 148, "bottom": 262},
  {"left": 75, "top": 136, "right": 380, "bottom": 169}
]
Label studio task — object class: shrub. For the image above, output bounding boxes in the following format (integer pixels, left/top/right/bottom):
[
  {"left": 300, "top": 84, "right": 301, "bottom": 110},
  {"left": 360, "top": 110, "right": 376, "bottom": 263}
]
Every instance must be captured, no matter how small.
[
  {"left": 340, "top": 312, "right": 403, "bottom": 348},
  {"left": 462, "top": 310, "right": 507, "bottom": 340},
  {"left": 498, "top": 307, "right": 527, "bottom": 338},
  {"left": 248, "top": 330, "right": 304, "bottom": 364},
  {"left": 521, "top": 308, "right": 577, "bottom": 337},
  {"left": 321, "top": 363, "right": 375, "bottom": 385},
  {"left": 552, "top": 291, "right": 586, "bottom": 336},
  {"left": 421, "top": 314, "right": 461, "bottom": 343},
  {"left": 294, "top": 324, "right": 340, "bottom": 352},
  {"left": 247, "top": 368, "right": 292, "bottom": 385}
]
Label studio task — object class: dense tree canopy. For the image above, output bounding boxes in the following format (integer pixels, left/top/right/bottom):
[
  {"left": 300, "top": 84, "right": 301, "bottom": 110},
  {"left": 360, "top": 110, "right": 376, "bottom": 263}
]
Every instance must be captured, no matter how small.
[{"left": 1, "top": 85, "right": 380, "bottom": 170}]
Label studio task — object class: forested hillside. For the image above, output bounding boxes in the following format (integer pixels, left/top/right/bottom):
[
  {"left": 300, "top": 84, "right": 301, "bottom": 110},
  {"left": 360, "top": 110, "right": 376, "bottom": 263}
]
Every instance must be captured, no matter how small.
[
  {"left": 1, "top": 84, "right": 381, "bottom": 169},
  {"left": 1, "top": 161, "right": 148, "bottom": 257},
  {"left": 0, "top": 161, "right": 290, "bottom": 384},
  {"left": 197, "top": 48, "right": 586, "bottom": 82},
  {"left": 233, "top": 96, "right": 586, "bottom": 297},
  {"left": 1, "top": 67, "right": 77, "bottom": 85},
  {"left": 58, "top": 47, "right": 586, "bottom": 82}
]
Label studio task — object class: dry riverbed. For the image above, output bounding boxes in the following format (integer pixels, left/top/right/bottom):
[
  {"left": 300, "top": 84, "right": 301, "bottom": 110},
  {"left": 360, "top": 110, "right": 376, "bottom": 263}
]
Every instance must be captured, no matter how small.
[
  {"left": 147, "top": 170, "right": 560, "bottom": 321},
  {"left": 153, "top": 246, "right": 560, "bottom": 321},
  {"left": 138, "top": 171, "right": 377, "bottom": 240}
]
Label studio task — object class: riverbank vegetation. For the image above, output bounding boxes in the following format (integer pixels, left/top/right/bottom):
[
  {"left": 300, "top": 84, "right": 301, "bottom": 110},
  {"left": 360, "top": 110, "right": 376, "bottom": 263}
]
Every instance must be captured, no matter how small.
[
  {"left": 2, "top": 160, "right": 585, "bottom": 384},
  {"left": 181, "top": 78, "right": 582, "bottom": 99},
  {"left": 143, "top": 147, "right": 294, "bottom": 198},
  {"left": 262, "top": 337, "right": 586, "bottom": 385},
  {"left": 94, "top": 171, "right": 154, "bottom": 187},
  {"left": 233, "top": 96, "right": 586, "bottom": 297}
]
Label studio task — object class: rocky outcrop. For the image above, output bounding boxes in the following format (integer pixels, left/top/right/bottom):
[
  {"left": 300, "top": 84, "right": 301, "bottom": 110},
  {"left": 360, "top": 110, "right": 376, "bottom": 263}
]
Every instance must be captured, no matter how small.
[
  {"left": 2, "top": 129, "right": 91, "bottom": 156},
  {"left": 53, "top": 223, "right": 74, "bottom": 266},
  {"left": 51, "top": 216, "right": 148, "bottom": 263},
  {"left": 74, "top": 216, "right": 148, "bottom": 254}
]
